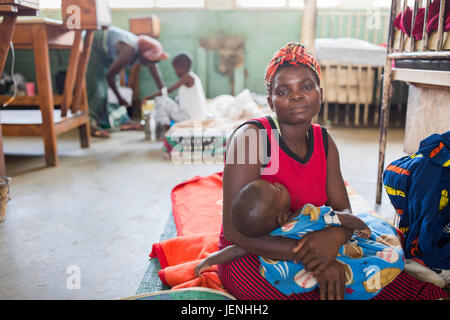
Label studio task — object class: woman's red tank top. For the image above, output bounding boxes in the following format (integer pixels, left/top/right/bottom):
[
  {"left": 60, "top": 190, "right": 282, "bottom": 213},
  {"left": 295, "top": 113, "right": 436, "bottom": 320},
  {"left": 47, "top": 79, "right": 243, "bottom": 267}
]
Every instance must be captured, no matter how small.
[{"left": 250, "top": 116, "right": 328, "bottom": 211}]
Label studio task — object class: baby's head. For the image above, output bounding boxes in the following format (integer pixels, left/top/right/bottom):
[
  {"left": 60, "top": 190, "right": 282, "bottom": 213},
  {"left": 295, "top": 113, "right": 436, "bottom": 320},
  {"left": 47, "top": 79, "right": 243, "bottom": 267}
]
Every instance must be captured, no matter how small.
[
  {"left": 231, "top": 179, "right": 292, "bottom": 237},
  {"left": 172, "top": 52, "right": 193, "bottom": 78}
]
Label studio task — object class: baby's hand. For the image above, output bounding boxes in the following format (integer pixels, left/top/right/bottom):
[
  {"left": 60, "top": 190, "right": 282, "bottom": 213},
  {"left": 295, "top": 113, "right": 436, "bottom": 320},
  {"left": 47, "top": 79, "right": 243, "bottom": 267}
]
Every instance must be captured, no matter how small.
[
  {"left": 194, "top": 261, "right": 210, "bottom": 277},
  {"left": 355, "top": 228, "right": 371, "bottom": 239}
]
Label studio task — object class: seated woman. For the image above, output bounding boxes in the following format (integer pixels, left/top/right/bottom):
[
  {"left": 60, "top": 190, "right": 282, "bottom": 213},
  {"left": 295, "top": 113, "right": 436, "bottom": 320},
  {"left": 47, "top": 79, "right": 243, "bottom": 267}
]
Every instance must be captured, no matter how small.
[
  {"left": 197, "top": 179, "right": 404, "bottom": 300},
  {"left": 218, "top": 42, "right": 448, "bottom": 300}
]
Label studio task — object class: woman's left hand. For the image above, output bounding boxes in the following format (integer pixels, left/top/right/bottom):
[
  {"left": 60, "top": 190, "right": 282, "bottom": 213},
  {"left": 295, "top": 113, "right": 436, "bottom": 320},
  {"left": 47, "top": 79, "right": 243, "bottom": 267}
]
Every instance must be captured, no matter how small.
[
  {"left": 292, "top": 226, "right": 351, "bottom": 275},
  {"left": 315, "top": 260, "right": 346, "bottom": 300}
]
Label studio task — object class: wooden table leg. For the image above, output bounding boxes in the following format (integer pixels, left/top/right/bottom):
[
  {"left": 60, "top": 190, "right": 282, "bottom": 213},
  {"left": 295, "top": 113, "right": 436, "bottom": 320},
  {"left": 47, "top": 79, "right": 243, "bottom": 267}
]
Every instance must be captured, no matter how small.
[
  {"left": 61, "top": 30, "right": 83, "bottom": 117},
  {"left": 71, "top": 30, "right": 94, "bottom": 112},
  {"left": 32, "top": 24, "right": 58, "bottom": 167},
  {"left": 71, "top": 30, "right": 94, "bottom": 148},
  {"left": 0, "top": 15, "right": 18, "bottom": 176},
  {"left": 78, "top": 81, "right": 90, "bottom": 148},
  {"left": 0, "top": 118, "right": 6, "bottom": 176},
  {"left": 0, "top": 15, "right": 17, "bottom": 75}
]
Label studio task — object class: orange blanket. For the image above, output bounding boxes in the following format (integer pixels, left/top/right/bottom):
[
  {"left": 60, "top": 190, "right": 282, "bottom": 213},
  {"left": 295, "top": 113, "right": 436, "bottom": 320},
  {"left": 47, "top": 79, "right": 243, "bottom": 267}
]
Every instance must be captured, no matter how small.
[
  {"left": 151, "top": 173, "right": 227, "bottom": 292},
  {"left": 171, "top": 172, "right": 223, "bottom": 236},
  {"left": 150, "top": 232, "right": 228, "bottom": 292}
]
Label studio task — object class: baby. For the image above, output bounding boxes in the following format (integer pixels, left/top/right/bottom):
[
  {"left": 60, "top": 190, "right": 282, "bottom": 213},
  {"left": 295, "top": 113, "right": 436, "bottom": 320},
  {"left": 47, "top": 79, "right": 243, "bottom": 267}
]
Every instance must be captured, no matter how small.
[{"left": 196, "top": 179, "right": 404, "bottom": 299}]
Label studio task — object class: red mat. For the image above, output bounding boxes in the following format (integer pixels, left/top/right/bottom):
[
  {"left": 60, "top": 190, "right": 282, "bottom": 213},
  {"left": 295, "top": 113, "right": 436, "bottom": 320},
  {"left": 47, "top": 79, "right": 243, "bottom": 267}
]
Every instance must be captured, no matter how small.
[{"left": 171, "top": 172, "right": 223, "bottom": 236}]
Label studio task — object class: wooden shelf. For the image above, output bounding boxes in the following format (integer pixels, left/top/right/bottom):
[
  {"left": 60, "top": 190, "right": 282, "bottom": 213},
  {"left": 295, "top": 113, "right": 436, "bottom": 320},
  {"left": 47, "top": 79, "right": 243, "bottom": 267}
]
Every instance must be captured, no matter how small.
[
  {"left": 0, "top": 0, "right": 39, "bottom": 10},
  {"left": 392, "top": 68, "right": 450, "bottom": 87},
  {"left": 12, "top": 20, "right": 76, "bottom": 49},
  {"left": 0, "top": 0, "right": 39, "bottom": 15},
  {"left": 1, "top": 111, "right": 89, "bottom": 136},
  {"left": 0, "top": 94, "right": 64, "bottom": 106}
]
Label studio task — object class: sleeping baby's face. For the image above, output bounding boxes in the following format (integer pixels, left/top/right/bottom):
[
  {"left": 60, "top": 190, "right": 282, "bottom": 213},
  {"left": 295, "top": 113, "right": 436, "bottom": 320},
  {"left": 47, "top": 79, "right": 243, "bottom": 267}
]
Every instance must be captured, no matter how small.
[
  {"left": 263, "top": 182, "right": 293, "bottom": 228},
  {"left": 234, "top": 179, "right": 295, "bottom": 237}
]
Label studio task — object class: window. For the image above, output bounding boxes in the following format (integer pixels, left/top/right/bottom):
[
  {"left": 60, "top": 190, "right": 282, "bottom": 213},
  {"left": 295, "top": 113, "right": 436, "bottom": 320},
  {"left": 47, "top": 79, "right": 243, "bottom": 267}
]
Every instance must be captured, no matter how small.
[
  {"left": 235, "top": 0, "right": 391, "bottom": 9},
  {"left": 236, "top": 0, "right": 287, "bottom": 8},
  {"left": 235, "top": 0, "right": 341, "bottom": 9},
  {"left": 155, "top": 0, "right": 204, "bottom": 8},
  {"left": 39, "top": 0, "right": 61, "bottom": 9},
  {"left": 39, "top": 0, "right": 205, "bottom": 9},
  {"left": 235, "top": 0, "right": 306, "bottom": 8},
  {"left": 289, "top": 0, "right": 304, "bottom": 8},
  {"left": 108, "top": 0, "right": 154, "bottom": 8},
  {"left": 39, "top": 0, "right": 389, "bottom": 10},
  {"left": 372, "top": 0, "right": 392, "bottom": 7}
]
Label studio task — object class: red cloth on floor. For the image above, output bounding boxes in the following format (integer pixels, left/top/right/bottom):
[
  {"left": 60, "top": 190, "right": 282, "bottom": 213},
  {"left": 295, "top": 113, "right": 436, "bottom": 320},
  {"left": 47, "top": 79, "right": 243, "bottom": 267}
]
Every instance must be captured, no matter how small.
[
  {"left": 171, "top": 172, "right": 223, "bottom": 236},
  {"left": 150, "top": 232, "right": 228, "bottom": 292}
]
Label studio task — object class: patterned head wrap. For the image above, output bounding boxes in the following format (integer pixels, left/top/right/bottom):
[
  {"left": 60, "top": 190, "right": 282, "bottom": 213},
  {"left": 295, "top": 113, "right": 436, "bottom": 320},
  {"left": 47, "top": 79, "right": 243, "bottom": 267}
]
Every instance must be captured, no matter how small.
[{"left": 264, "top": 42, "right": 321, "bottom": 92}]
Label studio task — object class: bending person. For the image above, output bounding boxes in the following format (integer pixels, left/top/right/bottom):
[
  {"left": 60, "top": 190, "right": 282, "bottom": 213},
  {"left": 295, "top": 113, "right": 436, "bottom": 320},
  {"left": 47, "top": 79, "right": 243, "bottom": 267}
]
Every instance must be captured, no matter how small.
[{"left": 86, "top": 26, "right": 169, "bottom": 137}]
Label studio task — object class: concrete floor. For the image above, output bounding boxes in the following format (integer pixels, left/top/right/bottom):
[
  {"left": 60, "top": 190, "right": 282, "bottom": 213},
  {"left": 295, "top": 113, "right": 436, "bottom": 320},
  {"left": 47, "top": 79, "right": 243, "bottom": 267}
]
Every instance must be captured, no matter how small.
[{"left": 0, "top": 126, "right": 406, "bottom": 299}]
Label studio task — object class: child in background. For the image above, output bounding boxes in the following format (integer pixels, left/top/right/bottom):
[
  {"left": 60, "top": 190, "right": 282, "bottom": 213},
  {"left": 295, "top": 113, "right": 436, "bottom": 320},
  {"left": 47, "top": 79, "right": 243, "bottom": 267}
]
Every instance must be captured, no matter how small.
[
  {"left": 143, "top": 52, "right": 207, "bottom": 138},
  {"left": 196, "top": 179, "right": 405, "bottom": 300}
]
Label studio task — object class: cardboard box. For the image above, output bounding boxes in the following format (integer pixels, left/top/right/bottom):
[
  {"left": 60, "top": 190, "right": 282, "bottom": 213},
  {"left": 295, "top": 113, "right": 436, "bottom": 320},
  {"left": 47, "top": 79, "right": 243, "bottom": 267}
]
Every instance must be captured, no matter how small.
[
  {"left": 129, "top": 16, "right": 160, "bottom": 38},
  {"left": 61, "top": 0, "right": 111, "bottom": 30}
]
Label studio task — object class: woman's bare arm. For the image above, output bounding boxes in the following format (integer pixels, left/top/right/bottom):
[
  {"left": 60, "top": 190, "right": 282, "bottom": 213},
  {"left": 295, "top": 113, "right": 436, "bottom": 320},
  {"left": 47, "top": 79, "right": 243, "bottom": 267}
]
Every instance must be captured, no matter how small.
[{"left": 222, "top": 124, "right": 298, "bottom": 260}]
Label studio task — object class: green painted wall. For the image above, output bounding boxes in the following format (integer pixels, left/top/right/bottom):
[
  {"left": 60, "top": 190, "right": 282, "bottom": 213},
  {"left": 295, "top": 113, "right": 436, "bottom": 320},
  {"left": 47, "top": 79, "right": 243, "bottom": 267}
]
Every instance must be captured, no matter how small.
[
  {"left": 109, "top": 9, "right": 305, "bottom": 98},
  {"left": 4, "top": 8, "right": 389, "bottom": 100}
]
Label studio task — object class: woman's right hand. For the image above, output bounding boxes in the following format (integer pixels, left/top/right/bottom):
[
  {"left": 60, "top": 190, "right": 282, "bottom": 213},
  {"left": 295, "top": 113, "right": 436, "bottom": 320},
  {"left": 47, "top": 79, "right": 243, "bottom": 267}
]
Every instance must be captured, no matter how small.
[
  {"left": 292, "top": 226, "right": 351, "bottom": 300},
  {"left": 292, "top": 226, "right": 351, "bottom": 273},
  {"left": 315, "top": 260, "right": 346, "bottom": 300}
]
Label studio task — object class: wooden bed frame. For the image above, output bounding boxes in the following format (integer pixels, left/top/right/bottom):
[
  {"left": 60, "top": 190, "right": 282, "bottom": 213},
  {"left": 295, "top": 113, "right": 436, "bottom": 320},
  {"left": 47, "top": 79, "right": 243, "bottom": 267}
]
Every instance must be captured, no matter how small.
[{"left": 376, "top": 0, "right": 450, "bottom": 203}]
